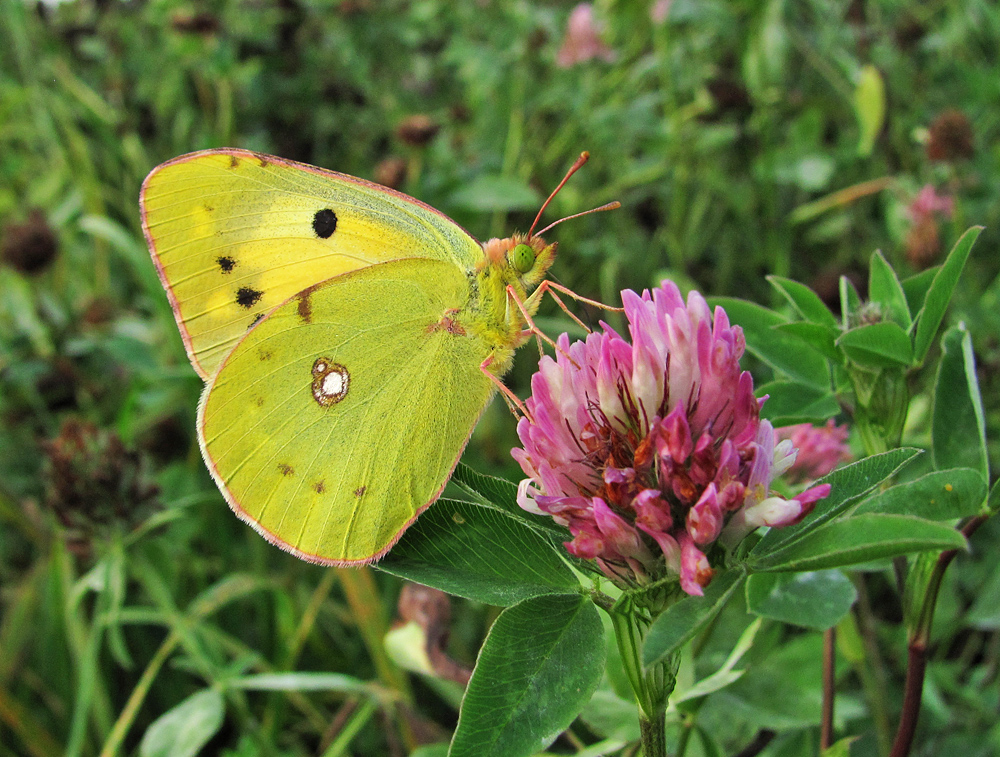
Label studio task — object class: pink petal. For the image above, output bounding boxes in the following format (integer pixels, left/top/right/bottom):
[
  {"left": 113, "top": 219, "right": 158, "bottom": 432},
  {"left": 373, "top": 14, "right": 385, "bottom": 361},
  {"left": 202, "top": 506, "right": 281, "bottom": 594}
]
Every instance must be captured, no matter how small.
[{"left": 679, "top": 534, "right": 714, "bottom": 596}]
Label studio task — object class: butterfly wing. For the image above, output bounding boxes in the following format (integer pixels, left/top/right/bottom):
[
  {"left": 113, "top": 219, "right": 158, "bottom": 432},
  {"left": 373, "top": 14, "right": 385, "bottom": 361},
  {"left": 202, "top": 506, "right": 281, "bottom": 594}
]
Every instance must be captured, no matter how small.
[
  {"left": 141, "top": 148, "right": 483, "bottom": 379},
  {"left": 198, "top": 257, "right": 496, "bottom": 564}
]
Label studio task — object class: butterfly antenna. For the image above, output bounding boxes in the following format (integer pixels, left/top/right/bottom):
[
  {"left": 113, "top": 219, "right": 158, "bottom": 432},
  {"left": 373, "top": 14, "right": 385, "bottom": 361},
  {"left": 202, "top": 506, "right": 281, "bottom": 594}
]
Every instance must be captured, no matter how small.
[
  {"left": 534, "top": 201, "right": 621, "bottom": 237},
  {"left": 527, "top": 151, "right": 592, "bottom": 240}
]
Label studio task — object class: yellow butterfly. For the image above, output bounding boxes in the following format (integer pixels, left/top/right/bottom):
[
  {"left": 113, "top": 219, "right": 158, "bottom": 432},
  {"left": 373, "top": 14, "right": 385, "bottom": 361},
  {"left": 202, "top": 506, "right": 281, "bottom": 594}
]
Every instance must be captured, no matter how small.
[{"left": 141, "top": 149, "right": 613, "bottom": 565}]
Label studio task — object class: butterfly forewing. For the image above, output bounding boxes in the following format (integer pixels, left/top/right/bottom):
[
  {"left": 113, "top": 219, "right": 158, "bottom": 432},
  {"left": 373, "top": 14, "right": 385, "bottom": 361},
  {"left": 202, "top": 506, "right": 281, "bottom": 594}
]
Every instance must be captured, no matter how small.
[
  {"left": 198, "top": 258, "right": 496, "bottom": 564},
  {"left": 141, "top": 149, "right": 483, "bottom": 379}
]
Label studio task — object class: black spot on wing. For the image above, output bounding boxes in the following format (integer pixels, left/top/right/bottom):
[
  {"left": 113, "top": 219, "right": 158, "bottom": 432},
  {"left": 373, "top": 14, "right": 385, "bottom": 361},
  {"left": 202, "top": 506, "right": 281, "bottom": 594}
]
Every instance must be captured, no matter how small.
[
  {"left": 313, "top": 208, "right": 337, "bottom": 239},
  {"left": 278, "top": 463, "right": 294, "bottom": 476},
  {"left": 236, "top": 286, "right": 263, "bottom": 309},
  {"left": 217, "top": 255, "right": 236, "bottom": 273}
]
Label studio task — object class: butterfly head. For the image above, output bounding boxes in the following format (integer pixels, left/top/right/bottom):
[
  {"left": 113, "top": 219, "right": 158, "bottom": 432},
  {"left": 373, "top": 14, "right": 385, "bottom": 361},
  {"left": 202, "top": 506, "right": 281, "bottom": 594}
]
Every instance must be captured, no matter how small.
[{"left": 482, "top": 233, "right": 557, "bottom": 293}]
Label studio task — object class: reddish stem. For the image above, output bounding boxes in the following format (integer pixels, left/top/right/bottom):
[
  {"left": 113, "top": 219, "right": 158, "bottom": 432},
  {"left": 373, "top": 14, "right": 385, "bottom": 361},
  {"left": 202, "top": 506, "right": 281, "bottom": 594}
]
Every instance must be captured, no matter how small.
[{"left": 888, "top": 514, "right": 988, "bottom": 757}]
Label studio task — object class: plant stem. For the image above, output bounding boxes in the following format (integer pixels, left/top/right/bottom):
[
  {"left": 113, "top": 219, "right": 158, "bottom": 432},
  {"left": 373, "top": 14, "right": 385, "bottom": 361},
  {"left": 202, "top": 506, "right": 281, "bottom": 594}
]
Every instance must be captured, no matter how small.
[
  {"left": 820, "top": 627, "right": 835, "bottom": 749},
  {"left": 889, "top": 514, "right": 988, "bottom": 757},
  {"left": 851, "top": 580, "right": 894, "bottom": 756},
  {"left": 640, "top": 711, "right": 667, "bottom": 757},
  {"left": 607, "top": 595, "right": 678, "bottom": 757}
]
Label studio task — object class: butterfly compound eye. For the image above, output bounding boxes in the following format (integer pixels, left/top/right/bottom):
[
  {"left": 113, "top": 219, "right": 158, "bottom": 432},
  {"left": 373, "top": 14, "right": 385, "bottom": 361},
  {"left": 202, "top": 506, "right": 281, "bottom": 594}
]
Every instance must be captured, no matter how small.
[{"left": 510, "top": 243, "right": 535, "bottom": 274}]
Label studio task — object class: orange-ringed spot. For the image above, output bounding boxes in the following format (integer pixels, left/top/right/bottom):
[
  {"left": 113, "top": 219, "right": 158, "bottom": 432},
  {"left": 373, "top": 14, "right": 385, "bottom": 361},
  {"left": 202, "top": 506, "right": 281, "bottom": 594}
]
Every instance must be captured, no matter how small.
[{"left": 312, "top": 358, "right": 349, "bottom": 407}]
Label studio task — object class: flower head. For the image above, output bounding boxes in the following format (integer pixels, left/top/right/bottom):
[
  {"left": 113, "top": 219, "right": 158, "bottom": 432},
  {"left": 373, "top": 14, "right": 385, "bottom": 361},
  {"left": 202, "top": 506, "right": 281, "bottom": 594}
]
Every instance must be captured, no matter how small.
[
  {"left": 556, "top": 4, "right": 616, "bottom": 68},
  {"left": 905, "top": 184, "right": 954, "bottom": 268},
  {"left": 908, "top": 184, "right": 954, "bottom": 222},
  {"left": 513, "top": 281, "right": 830, "bottom": 595},
  {"left": 776, "top": 420, "right": 852, "bottom": 482}
]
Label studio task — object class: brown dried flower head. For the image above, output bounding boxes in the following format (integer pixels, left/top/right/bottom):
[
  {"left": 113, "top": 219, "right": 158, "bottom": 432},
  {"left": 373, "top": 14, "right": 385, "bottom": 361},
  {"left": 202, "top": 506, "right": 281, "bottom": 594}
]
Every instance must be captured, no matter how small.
[
  {"left": 396, "top": 115, "right": 440, "bottom": 148},
  {"left": 927, "top": 110, "right": 974, "bottom": 162},
  {"left": 44, "top": 419, "right": 160, "bottom": 544},
  {"left": 1, "top": 209, "right": 59, "bottom": 275}
]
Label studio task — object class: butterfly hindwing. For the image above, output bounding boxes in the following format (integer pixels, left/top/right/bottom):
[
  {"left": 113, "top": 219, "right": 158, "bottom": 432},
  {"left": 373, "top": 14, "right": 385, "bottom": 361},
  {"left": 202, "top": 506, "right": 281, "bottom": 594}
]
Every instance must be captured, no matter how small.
[
  {"left": 141, "top": 149, "right": 483, "bottom": 379},
  {"left": 198, "top": 257, "right": 497, "bottom": 564}
]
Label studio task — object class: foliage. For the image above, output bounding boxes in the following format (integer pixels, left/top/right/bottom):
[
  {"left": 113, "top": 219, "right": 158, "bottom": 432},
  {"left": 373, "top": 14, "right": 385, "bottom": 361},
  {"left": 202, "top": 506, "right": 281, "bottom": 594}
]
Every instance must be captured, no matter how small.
[{"left": 1, "top": 1, "right": 999, "bottom": 756}]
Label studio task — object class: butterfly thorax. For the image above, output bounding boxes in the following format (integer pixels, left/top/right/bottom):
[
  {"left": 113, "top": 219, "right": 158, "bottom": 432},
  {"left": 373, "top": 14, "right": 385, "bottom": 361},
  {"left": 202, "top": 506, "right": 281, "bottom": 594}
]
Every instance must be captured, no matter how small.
[{"left": 458, "top": 233, "right": 557, "bottom": 377}]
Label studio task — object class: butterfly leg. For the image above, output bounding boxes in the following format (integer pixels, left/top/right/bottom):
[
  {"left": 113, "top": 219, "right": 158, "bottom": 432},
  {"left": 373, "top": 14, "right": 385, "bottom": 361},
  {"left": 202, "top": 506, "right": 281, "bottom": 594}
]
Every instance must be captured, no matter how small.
[
  {"left": 479, "top": 355, "right": 531, "bottom": 420},
  {"left": 529, "top": 280, "right": 625, "bottom": 332},
  {"left": 506, "top": 285, "right": 581, "bottom": 369}
]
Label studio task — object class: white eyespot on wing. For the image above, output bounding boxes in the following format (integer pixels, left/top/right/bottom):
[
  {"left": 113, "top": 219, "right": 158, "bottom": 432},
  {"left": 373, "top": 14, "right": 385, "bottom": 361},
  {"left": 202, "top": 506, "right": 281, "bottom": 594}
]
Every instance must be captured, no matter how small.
[
  {"left": 311, "top": 358, "right": 349, "bottom": 406},
  {"left": 322, "top": 372, "right": 345, "bottom": 396}
]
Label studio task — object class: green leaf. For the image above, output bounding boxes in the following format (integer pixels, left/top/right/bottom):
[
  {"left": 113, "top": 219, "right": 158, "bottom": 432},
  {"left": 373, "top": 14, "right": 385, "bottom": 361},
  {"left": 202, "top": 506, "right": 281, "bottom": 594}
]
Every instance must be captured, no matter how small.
[
  {"left": 967, "top": 562, "right": 1000, "bottom": 629},
  {"left": 754, "top": 447, "right": 923, "bottom": 554},
  {"left": 913, "top": 226, "right": 984, "bottom": 364},
  {"left": 932, "top": 326, "right": 988, "bottom": 479},
  {"left": 709, "top": 298, "right": 829, "bottom": 388},
  {"left": 839, "top": 276, "right": 862, "bottom": 330},
  {"left": 449, "top": 175, "right": 541, "bottom": 212},
  {"left": 451, "top": 463, "right": 567, "bottom": 537},
  {"left": 901, "top": 267, "right": 939, "bottom": 316},
  {"left": 746, "top": 570, "right": 856, "bottom": 630},
  {"left": 411, "top": 746, "right": 450, "bottom": 757},
  {"left": 757, "top": 380, "right": 840, "bottom": 425},
  {"left": 773, "top": 321, "right": 842, "bottom": 363},
  {"left": 749, "top": 514, "right": 966, "bottom": 572},
  {"left": 767, "top": 276, "right": 838, "bottom": 326},
  {"left": 379, "top": 499, "right": 578, "bottom": 606},
  {"left": 837, "top": 322, "right": 913, "bottom": 368},
  {"left": 706, "top": 634, "right": 857, "bottom": 729},
  {"left": 822, "top": 737, "right": 859, "bottom": 757},
  {"left": 642, "top": 569, "right": 746, "bottom": 667},
  {"left": 579, "top": 689, "right": 641, "bottom": 742},
  {"left": 853, "top": 468, "right": 987, "bottom": 520},
  {"left": 868, "top": 250, "right": 911, "bottom": 329},
  {"left": 990, "top": 479, "right": 1000, "bottom": 514},
  {"left": 672, "top": 619, "right": 761, "bottom": 703},
  {"left": 450, "top": 594, "right": 604, "bottom": 757},
  {"left": 854, "top": 64, "right": 885, "bottom": 156},
  {"left": 139, "top": 689, "right": 225, "bottom": 757},
  {"left": 226, "top": 673, "right": 369, "bottom": 693}
]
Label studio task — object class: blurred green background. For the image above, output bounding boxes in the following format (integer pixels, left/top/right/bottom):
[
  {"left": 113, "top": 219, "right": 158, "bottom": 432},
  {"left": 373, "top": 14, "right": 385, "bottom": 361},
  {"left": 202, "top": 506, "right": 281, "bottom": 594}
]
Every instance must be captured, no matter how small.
[{"left": 1, "top": 0, "right": 999, "bottom": 755}]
